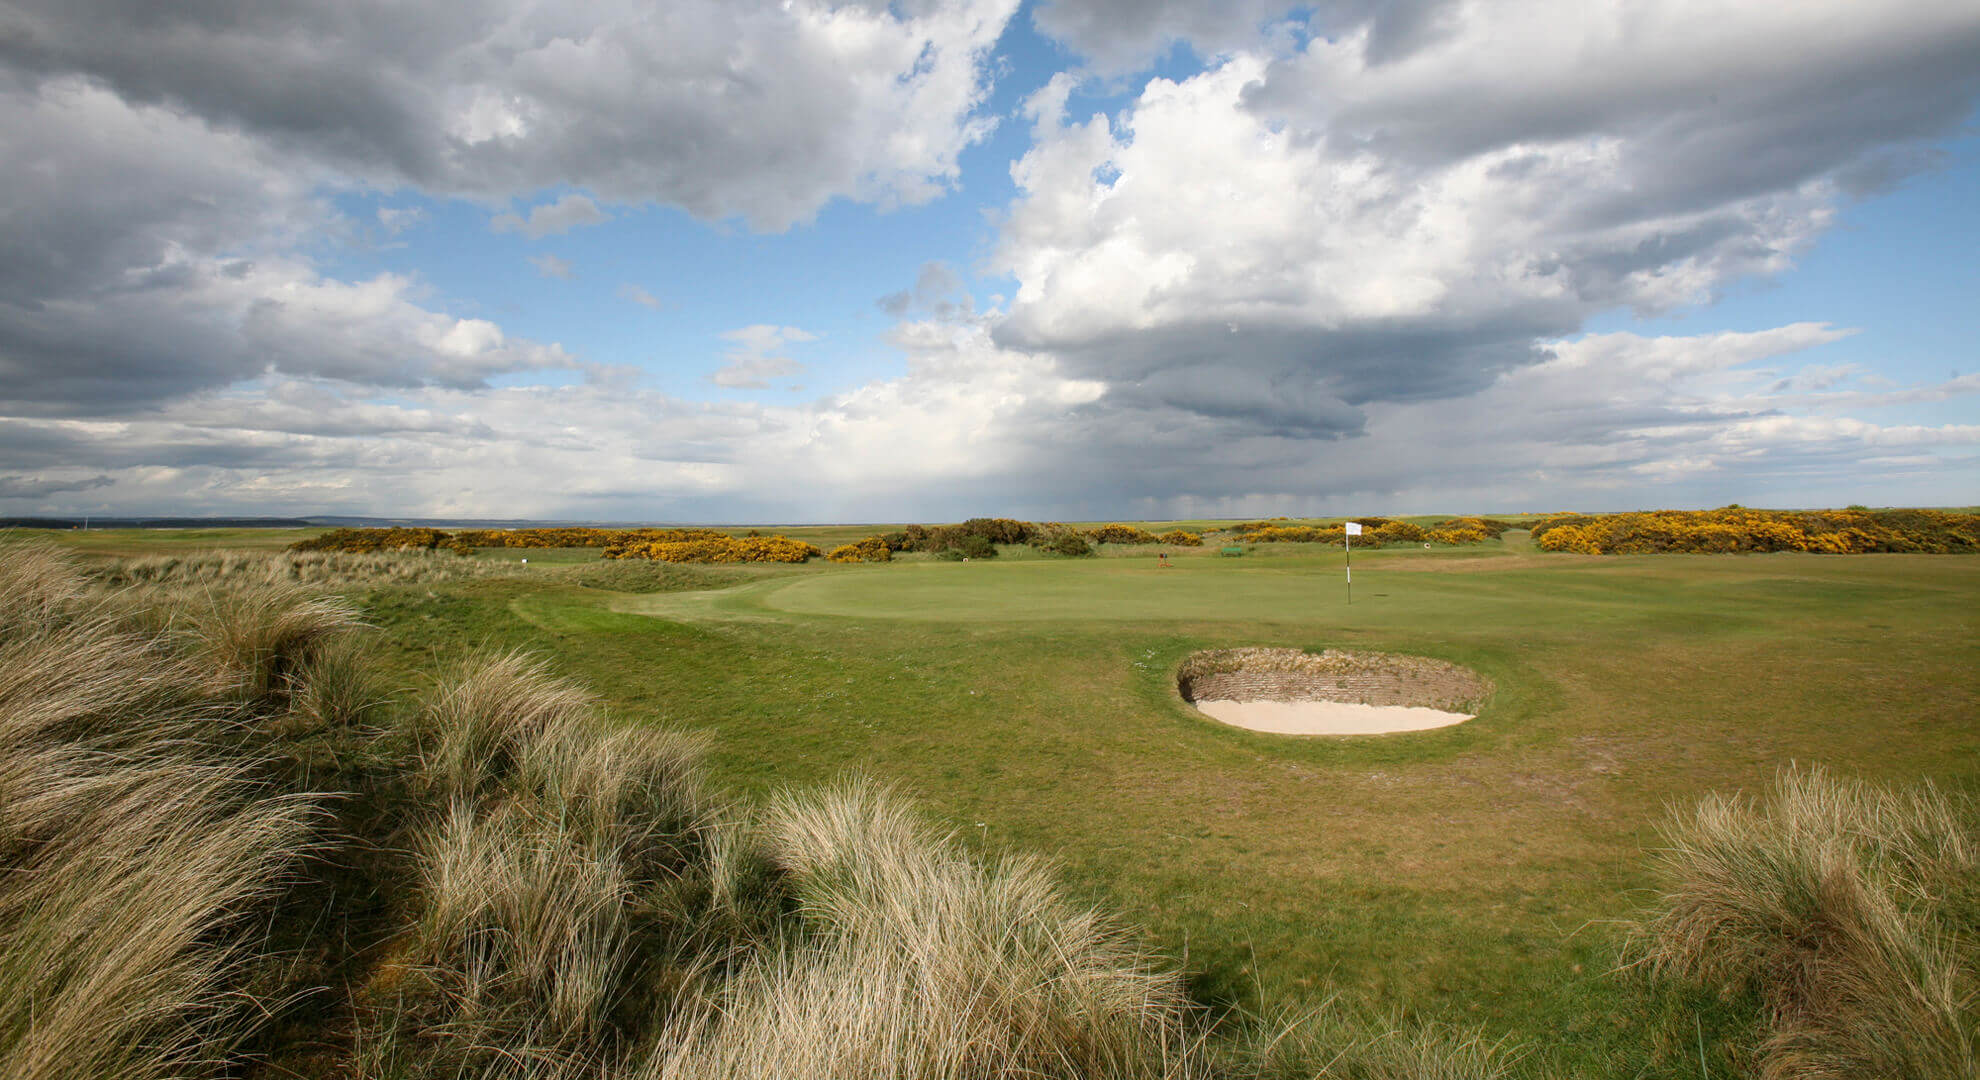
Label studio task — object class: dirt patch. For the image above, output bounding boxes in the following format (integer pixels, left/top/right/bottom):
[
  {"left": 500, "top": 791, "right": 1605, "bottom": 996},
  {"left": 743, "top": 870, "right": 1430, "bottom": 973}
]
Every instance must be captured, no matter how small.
[{"left": 1176, "top": 647, "right": 1490, "bottom": 735}]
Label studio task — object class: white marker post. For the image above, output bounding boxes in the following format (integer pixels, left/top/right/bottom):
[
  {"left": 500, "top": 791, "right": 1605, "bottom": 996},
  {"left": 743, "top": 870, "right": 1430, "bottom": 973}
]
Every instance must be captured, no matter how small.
[{"left": 1343, "top": 521, "right": 1362, "bottom": 605}]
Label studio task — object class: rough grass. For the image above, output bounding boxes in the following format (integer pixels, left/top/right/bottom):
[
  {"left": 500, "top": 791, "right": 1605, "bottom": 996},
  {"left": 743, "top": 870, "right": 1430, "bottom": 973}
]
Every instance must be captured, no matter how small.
[
  {"left": 1635, "top": 766, "right": 1980, "bottom": 1079},
  {"left": 639, "top": 780, "right": 1204, "bottom": 1080},
  {"left": 1234, "top": 1003, "right": 1524, "bottom": 1080},
  {"left": 91, "top": 549, "right": 530, "bottom": 588},
  {"left": 186, "top": 582, "right": 364, "bottom": 703},
  {"left": 0, "top": 541, "right": 328, "bottom": 1080}
]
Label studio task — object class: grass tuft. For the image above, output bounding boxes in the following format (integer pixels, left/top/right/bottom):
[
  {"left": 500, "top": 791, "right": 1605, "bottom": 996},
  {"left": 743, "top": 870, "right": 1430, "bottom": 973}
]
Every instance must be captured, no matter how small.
[
  {"left": 186, "top": 582, "right": 363, "bottom": 704},
  {"left": 1634, "top": 765, "right": 1980, "bottom": 1079},
  {"left": 638, "top": 779, "right": 1203, "bottom": 1080}
]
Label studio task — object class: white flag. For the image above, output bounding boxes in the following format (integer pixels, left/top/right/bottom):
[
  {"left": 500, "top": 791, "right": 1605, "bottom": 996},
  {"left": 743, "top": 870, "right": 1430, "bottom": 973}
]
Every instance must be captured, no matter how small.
[{"left": 1344, "top": 521, "right": 1363, "bottom": 536}]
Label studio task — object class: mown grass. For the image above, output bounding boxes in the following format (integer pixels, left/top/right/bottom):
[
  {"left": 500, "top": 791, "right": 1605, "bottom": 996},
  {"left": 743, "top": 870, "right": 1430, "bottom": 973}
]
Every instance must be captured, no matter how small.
[{"left": 17, "top": 528, "right": 1980, "bottom": 1077}]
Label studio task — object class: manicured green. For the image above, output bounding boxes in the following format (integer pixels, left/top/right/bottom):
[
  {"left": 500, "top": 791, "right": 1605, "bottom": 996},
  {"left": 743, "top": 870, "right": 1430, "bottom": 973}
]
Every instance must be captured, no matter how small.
[{"left": 54, "top": 527, "right": 1980, "bottom": 1076}]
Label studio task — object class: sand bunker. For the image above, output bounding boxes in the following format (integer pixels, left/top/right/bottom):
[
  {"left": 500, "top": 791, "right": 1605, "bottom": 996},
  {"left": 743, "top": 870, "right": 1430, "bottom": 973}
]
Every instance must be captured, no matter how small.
[{"left": 1176, "top": 647, "right": 1488, "bottom": 736}]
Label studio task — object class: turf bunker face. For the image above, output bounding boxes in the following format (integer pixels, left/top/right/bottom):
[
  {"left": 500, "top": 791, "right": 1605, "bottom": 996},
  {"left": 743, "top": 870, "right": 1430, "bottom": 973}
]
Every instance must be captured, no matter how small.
[{"left": 1176, "top": 647, "right": 1489, "bottom": 735}]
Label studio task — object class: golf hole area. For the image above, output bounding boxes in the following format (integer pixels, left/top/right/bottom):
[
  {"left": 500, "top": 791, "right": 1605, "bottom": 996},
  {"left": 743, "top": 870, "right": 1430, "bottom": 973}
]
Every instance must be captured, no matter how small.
[{"left": 1176, "top": 647, "right": 1489, "bottom": 735}]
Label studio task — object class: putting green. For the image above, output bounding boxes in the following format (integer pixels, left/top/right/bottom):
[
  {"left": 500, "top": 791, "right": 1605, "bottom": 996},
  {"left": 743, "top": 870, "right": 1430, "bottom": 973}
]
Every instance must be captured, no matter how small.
[
  {"left": 708, "top": 549, "right": 1920, "bottom": 630},
  {"left": 762, "top": 559, "right": 1377, "bottom": 621}
]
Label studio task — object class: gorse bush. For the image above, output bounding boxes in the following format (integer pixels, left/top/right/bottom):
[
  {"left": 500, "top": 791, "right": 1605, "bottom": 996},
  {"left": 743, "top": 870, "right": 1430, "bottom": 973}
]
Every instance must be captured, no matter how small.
[
  {"left": 1088, "top": 524, "right": 1163, "bottom": 545},
  {"left": 1236, "top": 520, "right": 1498, "bottom": 548},
  {"left": 960, "top": 518, "right": 1036, "bottom": 545},
  {"left": 604, "top": 535, "right": 821, "bottom": 563},
  {"left": 1158, "top": 530, "right": 1204, "bottom": 547},
  {"left": 291, "top": 526, "right": 739, "bottom": 557},
  {"left": 885, "top": 518, "right": 1037, "bottom": 556},
  {"left": 1531, "top": 507, "right": 1980, "bottom": 555},
  {"left": 828, "top": 536, "right": 893, "bottom": 563},
  {"left": 290, "top": 526, "right": 457, "bottom": 554},
  {"left": 1037, "top": 531, "right": 1093, "bottom": 557},
  {"left": 452, "top": 527, "right": 726, "bottom": 549},
  {"left": 1432, "top": 517, "right": 1515, "bottom": 539},
  {"left": 1634, "top": 766, "right": 1980, "bottom": 1079}
]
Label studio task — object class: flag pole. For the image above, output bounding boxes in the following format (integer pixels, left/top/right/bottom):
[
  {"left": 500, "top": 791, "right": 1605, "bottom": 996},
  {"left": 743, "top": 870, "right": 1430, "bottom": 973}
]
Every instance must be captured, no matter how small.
[{"left": 1343, "top": 520, "right": 1359, "bottom": 605}]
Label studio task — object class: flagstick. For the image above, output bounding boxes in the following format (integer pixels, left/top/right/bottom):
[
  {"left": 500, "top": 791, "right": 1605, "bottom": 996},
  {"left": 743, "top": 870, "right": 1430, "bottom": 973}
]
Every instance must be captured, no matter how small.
[{"left": 1345, "top": 527, "right": 1352, "bottom": 605}]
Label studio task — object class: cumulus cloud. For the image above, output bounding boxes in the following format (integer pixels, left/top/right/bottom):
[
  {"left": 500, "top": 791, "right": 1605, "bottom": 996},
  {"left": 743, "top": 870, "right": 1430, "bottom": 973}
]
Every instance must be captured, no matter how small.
[
  {"left": 708, "top": 325, "right": 817, "bottom": 390},
  {"left": 0, "top": 0, "right": 1020, "bottom": 230},
  {"left": 5, "top": 316, "right": 1970, "bottom": 521},
  {"left": 375, "top": 206, "right": 425, "bottom": 234},
  {"left": 0, "top": 81, "right": 577, "bottom": 414},
  {"left": 529, "top": 254, "right": 575, "bottom": 279},
  {"left": 617, "top": 284, "right": 664, "bottom": 310},
  {"left": 876, "top": 262, "right": 971, "bottom": 318},
  {"left": 1030, "top": 0, "right": 1309, "bottom": 75},
  {"left": 1, "top": 0, "right": 1975, "bottom": 520},
  {"left": 995, "top": 3, "right": 1980, "bottom": 440},
  {"left": 492, "top": 193, "right": 608, "bottom": 237}
]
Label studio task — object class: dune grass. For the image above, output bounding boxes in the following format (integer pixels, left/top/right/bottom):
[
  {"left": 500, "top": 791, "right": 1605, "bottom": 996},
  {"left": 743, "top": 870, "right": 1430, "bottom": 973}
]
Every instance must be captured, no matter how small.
[
  {"left": 1635, "top": 766, "right": 1980, "bottom": 1079},
  {"left": 0, "top": 542, "right": 338, "bottom": 1080}
]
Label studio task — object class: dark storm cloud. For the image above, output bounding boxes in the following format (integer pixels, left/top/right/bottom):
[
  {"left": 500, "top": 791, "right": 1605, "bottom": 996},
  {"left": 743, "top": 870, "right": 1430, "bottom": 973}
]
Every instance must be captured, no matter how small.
[
  {"left": 0, "top": 0, "right": 1017, "bottom": 426},
  {"left": 0, "top": 0, "right": 1017, "bottom": 229},
  {"left": 0, "top": 473, "right": 114, "bottom": 498}
]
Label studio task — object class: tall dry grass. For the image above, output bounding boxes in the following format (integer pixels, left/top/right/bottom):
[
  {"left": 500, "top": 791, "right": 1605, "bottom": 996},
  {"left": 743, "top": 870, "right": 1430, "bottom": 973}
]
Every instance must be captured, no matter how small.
[
  {"left": 92, "top": 548, "right": 527, "bottom": 589},
  {"left": 637, "top": 781, "right": 1205, "bottom": 1080},
  {"left": 0, "top": 764, "right": 318, "bottom": 1080},
  {"left": 1635, "top": 766, "right": 1980, "bottom": 1079},
  {"left": 0, "top": 541, "right": 330, "bottom": 1080},
  {"left": 184, "top": 582, "right": 363, "bottom": 703},
  {"left": 385, "top": 651, "right": 725, "bottom": 1075}
]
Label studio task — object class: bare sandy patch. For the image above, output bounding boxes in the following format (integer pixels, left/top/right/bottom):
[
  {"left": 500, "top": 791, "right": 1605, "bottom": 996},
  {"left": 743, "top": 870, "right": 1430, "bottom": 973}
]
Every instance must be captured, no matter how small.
[{"left": 1193, "top": 698, "right": 1473, "bottom": 735}]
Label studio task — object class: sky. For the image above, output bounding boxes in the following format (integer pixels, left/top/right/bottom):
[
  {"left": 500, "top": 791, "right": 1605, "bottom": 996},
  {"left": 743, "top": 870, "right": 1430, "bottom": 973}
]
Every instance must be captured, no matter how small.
[{"left": 1, "top": 0, "right": 1977, "bottom": 523}]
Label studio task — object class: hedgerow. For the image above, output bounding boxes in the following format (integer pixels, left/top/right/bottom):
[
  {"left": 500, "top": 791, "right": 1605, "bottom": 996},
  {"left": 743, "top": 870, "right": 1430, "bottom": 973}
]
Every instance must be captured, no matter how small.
[
  {"left": 1531, "top": 507, "right": 1980, "bottom": 555},
  {"left": 826, "top": 536, "right": 892, "bottom": 564}
]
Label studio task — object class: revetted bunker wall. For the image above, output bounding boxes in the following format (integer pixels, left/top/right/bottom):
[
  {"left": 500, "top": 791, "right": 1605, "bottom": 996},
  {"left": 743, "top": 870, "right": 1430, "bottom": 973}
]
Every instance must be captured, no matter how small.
[{"left": 1176, "top": 647, "right": 1488, "bottom": 712}]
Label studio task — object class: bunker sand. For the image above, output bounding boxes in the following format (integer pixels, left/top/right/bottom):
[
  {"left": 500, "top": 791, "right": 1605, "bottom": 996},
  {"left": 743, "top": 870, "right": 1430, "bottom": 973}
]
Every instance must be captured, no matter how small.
[{"left": 1193, "top": 698, "right": 1474, "bottom": 735}]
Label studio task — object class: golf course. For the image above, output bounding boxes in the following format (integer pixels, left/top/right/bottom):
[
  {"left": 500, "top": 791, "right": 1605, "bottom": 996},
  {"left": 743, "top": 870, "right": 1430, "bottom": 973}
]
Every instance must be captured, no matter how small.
[{"left": 26, "top": 521, "right": 1973, "bottom": 1075}]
